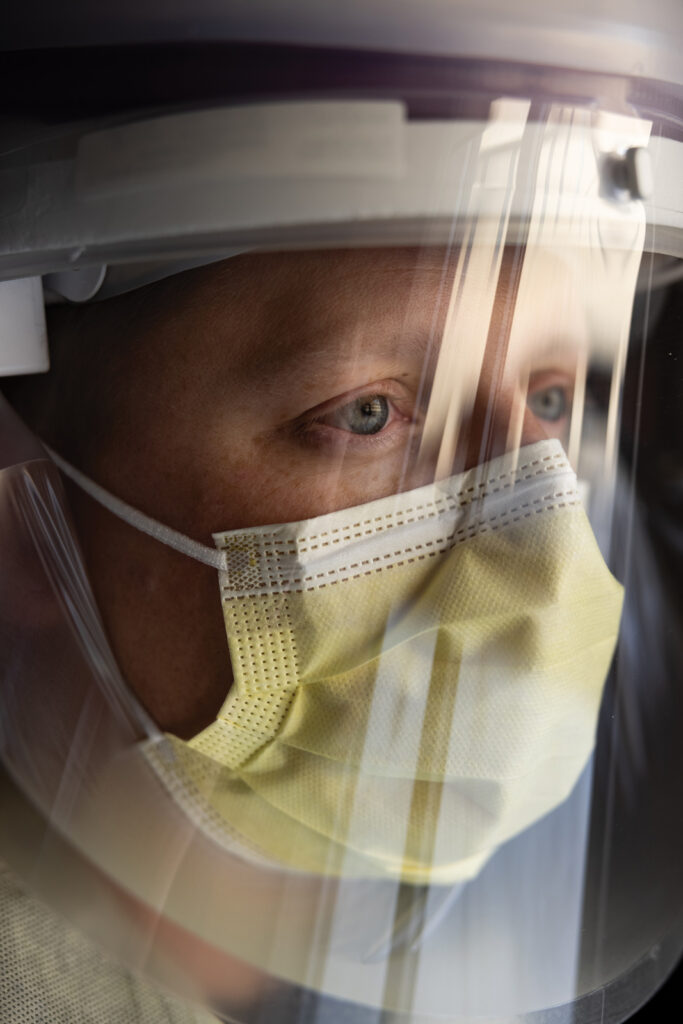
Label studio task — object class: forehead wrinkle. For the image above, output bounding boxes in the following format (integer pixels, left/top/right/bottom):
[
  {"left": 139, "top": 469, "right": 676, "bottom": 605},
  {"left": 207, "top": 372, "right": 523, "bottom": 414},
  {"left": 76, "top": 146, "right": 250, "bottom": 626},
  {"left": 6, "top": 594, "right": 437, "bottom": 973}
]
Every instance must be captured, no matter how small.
[
  {"left": 239, "top": 288, "right": 443, "bottom": 395},
  {"left": 202, "top": 249, "right": 454, "bottom": 399},
  {"left": 208, "top": 247, "right": 588, "bottom": 416},
  {"left": 240, "top": 325, "right": 437, "bottom": 405}
]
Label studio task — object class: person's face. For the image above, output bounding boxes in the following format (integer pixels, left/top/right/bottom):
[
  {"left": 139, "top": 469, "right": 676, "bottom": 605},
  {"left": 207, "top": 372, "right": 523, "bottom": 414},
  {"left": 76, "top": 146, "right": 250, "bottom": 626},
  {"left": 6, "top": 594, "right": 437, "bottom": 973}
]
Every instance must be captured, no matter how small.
[{"left": 65, "top": 247, "right": 584, "bottom": 737}]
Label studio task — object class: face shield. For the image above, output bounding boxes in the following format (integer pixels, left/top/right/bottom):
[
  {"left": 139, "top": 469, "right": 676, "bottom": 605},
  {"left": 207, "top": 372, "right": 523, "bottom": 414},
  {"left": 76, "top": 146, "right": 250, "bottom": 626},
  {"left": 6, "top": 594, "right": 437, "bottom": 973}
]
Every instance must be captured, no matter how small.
[{"left": 1, "top": 15, "right": 682, "bottom": 1024}]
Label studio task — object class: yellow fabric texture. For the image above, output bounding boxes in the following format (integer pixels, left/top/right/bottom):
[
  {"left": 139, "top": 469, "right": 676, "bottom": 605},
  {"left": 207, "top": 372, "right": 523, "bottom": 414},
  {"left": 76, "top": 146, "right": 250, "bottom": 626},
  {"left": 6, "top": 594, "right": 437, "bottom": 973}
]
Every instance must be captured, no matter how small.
[{"left": 145, "top": 441, "right": 623, "bottom": 884}]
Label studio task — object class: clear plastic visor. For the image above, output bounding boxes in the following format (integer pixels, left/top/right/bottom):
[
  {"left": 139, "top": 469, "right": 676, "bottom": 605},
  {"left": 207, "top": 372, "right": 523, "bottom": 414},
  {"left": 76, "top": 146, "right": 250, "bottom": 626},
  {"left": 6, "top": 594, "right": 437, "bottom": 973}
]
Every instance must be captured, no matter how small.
[{"left": 0, "top": 97, "right": 682, "bottom": 1024}]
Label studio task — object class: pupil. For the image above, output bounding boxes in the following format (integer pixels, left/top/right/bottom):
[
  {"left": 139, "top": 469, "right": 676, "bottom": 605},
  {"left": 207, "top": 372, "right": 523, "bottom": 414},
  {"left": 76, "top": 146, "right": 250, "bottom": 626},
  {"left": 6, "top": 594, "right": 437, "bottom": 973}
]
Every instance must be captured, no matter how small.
[
  {"left": 529, "top": 386, "right": 566, "bottom": 422},
  {"left": 350, "top": 395, "right": 389, "bottom": 434}
]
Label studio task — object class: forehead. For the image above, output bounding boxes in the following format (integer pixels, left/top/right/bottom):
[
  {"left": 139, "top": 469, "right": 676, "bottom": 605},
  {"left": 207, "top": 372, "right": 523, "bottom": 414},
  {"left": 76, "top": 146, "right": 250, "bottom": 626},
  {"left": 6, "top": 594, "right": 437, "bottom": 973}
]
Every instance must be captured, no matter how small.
[
  {"left": 192, "top": 248, "right": 452, "bottom": 333},
  {"left": 133, "top": 245, "right": 586, "bottom": 391},
  {"left": 138, "top": 248, "right": 448, "bottom": 381}
]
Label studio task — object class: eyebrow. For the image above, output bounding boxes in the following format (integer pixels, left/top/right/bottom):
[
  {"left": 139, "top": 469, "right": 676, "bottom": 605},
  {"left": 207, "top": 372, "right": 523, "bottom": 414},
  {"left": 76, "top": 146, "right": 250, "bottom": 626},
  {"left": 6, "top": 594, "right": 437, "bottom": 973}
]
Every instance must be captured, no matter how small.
[
  {"left": 242, "top": 320, "right": 440, "bottom": 402},
  {"left": 240, "top": 273, "right": 445, "bottom": 386},
  {"left": 220, "top": 254, "right": 464, "bottom": 399}
]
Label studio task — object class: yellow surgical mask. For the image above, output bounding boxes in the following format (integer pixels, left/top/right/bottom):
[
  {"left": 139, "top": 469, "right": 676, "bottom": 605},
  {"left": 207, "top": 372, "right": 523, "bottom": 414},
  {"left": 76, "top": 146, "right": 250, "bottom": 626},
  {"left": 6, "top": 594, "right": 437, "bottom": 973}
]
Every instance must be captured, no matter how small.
[{"left": 50, "top": 439, "right": 623, "bottom": 885}]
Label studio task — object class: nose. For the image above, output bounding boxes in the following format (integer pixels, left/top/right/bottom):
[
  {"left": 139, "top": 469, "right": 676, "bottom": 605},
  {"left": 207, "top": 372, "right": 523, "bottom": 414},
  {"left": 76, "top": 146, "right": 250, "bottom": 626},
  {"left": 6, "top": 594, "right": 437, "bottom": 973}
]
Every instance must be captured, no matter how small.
[{"left": 458, "top": 370, "right": 548, "bottom": 472}]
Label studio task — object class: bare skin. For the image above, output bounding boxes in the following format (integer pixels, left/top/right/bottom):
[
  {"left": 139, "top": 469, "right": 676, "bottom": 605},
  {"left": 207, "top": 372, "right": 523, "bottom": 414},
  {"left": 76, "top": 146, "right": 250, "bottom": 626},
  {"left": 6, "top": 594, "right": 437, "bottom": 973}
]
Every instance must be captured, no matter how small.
[{"left": 10, "top": 248, "right": 580, "bottom": 737}]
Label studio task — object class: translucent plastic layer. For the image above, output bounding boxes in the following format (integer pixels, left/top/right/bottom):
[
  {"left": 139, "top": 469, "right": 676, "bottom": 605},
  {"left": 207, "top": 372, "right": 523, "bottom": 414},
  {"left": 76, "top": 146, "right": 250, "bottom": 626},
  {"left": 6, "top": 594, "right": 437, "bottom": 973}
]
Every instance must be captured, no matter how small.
[{"left": 0, "top": 96, "right": 682, "bottom": 1024}]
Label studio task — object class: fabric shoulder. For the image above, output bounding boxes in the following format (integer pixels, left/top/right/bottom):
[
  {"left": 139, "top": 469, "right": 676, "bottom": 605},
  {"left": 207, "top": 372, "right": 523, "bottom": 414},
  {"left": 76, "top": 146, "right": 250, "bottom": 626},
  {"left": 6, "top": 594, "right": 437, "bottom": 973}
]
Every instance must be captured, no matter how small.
[{"left": 0, "top": 862, "right": 217, "bottom": 1024}]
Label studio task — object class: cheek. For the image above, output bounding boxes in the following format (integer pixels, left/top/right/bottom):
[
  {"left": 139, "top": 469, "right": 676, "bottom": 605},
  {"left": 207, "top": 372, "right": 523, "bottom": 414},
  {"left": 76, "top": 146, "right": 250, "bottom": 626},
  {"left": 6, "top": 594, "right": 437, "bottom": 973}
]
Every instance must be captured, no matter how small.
[
  {"left": 69, "top": 488, "right": 231, "bottom": 739},
  {"left": 540, "top": 418, "right": 571, "bottom": 444},
  {"left": 257, "top": 459, "right": 416, "bottom": 521},
  {"left": 207, "top": 444, "right": 403, "bottom": 525},
  {"left": 524, "top": 396, "right": 573, "bottom": 446}
]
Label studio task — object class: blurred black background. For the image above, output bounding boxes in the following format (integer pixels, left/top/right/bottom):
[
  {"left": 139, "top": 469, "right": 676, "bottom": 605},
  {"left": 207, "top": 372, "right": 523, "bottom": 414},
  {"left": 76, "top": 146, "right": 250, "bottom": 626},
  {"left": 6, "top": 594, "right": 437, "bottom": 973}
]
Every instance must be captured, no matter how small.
[{"left": 630, "top": 957, "right": 683, "bottom": 1020}]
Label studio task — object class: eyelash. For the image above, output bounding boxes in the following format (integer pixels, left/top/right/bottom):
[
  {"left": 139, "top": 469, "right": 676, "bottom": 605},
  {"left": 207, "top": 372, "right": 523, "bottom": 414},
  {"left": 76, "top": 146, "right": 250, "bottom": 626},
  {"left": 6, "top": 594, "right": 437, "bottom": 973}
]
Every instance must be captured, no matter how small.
[
  {"left": 295, "top": 384, "right": 415, "bottom": 450},
  {"left": 293, "top": 375, "right": 574, "bottom": 453},
  {"left": 526, "top": 374, "right": 574, "bottom": 424}
]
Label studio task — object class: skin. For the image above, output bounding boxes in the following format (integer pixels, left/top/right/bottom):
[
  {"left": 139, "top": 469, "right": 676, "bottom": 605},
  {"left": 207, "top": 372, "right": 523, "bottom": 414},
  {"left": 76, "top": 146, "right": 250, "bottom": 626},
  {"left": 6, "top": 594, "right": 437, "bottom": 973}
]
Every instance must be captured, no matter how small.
[{"left": 7, "top": 247, "right": 581, "bottom": 738}]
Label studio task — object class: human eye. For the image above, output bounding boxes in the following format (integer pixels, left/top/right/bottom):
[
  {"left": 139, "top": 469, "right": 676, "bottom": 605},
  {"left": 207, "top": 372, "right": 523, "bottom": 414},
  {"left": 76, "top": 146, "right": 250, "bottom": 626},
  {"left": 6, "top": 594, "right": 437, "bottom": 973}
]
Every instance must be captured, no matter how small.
[
  {"left": 324, "top": 394, "right": 391, "bottom": 435},
  {"left": 527, "top": 384, "right": 569, "bottom": 423},
  {"left": 295, "top": 381, "right": 416, "bottom": 450},
  {"left": 526, "top": 372, "right": 574, "bottom": 426}
]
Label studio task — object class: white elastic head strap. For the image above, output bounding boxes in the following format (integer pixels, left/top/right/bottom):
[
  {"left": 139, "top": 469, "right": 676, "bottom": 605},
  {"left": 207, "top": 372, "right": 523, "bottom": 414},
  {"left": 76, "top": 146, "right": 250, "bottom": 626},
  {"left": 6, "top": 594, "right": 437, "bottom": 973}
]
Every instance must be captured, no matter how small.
[{"left": 46, "top": 446, "right": 229, "bottom": 572}]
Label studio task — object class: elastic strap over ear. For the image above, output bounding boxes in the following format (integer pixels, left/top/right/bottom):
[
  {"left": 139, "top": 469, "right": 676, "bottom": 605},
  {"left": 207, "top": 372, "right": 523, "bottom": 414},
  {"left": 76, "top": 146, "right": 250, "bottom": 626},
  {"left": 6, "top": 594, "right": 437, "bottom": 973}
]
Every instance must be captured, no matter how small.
[{"left": 46, "top": 445, "right": 229, "bottom": 572}]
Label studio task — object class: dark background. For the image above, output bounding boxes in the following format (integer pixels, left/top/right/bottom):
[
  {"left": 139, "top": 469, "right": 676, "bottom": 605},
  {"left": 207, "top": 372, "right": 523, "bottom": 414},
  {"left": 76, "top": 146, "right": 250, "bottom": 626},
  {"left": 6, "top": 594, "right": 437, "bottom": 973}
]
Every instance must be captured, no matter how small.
[{"left": 631, "top": 957, "right": 683, "bottom": 1020}]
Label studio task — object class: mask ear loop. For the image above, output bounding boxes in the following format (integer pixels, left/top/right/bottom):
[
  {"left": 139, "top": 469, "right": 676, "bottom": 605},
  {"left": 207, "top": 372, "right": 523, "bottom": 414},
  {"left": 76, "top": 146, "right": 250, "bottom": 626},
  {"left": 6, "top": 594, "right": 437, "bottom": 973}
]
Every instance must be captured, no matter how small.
[{"left": 44, "top": 446, "right": 229, "bottom": 572}]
